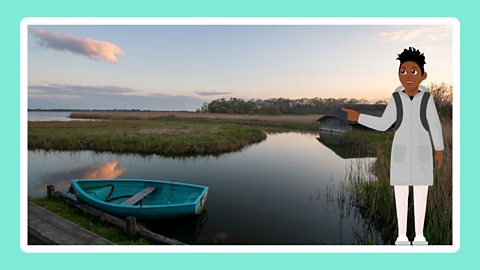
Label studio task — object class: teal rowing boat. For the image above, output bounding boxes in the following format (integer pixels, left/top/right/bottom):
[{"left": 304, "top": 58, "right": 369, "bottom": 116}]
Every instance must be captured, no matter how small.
[{"left": 70, "top": 179, "right": 209, "bottom": 219}]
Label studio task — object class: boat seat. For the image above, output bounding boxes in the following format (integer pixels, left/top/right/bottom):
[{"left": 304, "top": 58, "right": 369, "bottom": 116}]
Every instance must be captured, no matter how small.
[{"left": 122, "top": 186, "right": 156, "bottom": 206}]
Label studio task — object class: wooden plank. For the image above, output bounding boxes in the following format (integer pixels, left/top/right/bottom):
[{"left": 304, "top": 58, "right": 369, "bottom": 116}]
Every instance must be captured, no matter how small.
[
  {"left": 28, "top": 202, "right": 114, "bottom": 245},
  {"left": 122, "top": 186, "right": 156, "bottom": 206},
  {"left": 139, "top": 228, "right": 185, "bottom": 245}
]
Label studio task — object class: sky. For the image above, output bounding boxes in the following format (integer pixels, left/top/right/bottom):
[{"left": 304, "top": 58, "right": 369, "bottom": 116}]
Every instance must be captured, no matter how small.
[{"left": 27, "top": 24, "right": 453, "bottom": 111}]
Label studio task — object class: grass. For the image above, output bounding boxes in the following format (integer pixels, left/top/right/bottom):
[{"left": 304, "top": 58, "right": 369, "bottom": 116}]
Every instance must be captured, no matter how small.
[
  {"left": 28, "top": 117, "right": 268, "bottom": 156},
  {"left": 156, "top": 116, "right": 320, "bottom": 132},
  {"left": 70, "top": 111, "right": 321, "bottom": 132},
  {"left": 341, "top": 118, "right": 452, "bottom": 245},
  {"left": 70, "top": 111, "right": 323, "bottom": 123},
  {"left": 29, "top": 196, "right": 153, "bottom": 244}
]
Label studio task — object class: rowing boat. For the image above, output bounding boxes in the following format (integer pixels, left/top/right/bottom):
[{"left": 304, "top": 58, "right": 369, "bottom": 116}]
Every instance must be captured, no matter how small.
[{"left": 70, "top": 179, "right": 209, "bottom": 219}]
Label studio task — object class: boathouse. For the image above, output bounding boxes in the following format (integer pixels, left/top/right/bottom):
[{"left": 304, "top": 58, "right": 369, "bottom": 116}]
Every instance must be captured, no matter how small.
[{"left": 317, "top": 104, "right": 388, "bottom": 133}]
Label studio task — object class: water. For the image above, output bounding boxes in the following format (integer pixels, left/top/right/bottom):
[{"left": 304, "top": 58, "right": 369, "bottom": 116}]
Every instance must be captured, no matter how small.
[
  {"left": 28, "top": 111, "right": 96, "bottom": 121},
  {"left": 28, "top": 132, "right": 381, "bottom": 244}
]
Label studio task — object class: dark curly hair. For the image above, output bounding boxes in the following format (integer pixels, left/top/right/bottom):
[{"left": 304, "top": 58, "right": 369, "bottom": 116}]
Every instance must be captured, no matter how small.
[{"left": 397, "top": 47, "right": 426, "bottom": 75}]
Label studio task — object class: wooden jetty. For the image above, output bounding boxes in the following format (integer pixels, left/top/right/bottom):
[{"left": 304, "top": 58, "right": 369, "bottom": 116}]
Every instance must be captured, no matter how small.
[
  {"left": 28, "top": 185, "right": 185, "bottom": 245},
  {"left": 28, "top": 202, "right": 114, "bottom": 245}
]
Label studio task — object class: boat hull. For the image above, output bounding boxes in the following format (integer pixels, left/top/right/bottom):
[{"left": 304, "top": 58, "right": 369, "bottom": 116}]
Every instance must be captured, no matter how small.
[{"left": 71, "top": 179, "right": 208, "bottom": 219}]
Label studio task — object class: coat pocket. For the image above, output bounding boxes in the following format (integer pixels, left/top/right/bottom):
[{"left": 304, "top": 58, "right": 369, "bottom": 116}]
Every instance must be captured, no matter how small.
[
  {"left": 392, "top": 145, "right": 407, "bottom": 163},
  {"left": 417, "top": 145, "right": 432, "bottom": 163}
]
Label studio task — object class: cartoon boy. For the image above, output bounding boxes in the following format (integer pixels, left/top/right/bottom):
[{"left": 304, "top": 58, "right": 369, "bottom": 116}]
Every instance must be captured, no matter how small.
[{"left": 342, "top": 47, "right": 444, "bottom": 245}]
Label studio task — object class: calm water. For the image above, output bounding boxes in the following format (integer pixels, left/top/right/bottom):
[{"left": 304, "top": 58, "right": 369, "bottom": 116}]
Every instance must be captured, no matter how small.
[
  {"left": 28, "top": 132, "right": 381, "bottom": 244},
  {"left": 28, "top": 111, "right": 97, "bottom": 121}
]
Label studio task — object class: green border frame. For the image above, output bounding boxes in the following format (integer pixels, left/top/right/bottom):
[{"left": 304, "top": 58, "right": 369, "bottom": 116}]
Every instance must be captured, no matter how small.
[{"left": 3, "top": 0, "right": 477, "bottom": 269}]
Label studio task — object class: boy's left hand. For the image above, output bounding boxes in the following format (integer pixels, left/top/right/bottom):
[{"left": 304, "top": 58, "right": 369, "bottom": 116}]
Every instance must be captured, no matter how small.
[{"left": 435, "top": 151, "right": 443, "bottom": 169}]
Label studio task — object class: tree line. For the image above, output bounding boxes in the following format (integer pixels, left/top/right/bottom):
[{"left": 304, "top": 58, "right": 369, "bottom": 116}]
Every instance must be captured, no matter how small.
[
  {"left": 196, "top": 83, "right": 452, "bottom": 118},
  {"left": 196, "top": 97, "right": 372, "bottom": 115}
]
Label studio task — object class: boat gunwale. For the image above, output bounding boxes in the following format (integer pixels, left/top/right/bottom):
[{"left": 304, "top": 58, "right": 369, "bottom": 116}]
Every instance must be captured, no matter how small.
[{"left": 71, "top": 179, "right": 209, "bottom": 209}]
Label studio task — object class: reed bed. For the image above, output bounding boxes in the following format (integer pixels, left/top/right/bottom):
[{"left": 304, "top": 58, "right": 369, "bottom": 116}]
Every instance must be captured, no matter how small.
[{"left": 342, "top": 118, "right": 452, "bottom": 244}]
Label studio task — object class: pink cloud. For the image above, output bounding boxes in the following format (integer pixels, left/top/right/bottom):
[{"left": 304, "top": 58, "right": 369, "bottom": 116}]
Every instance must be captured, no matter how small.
[
  {"left": 378, "top": 26, "right": 452, "bottom": 42},
  {"left": 29, "top": 28, "right": 126, "bottom": 63},
  {"left": 84, "top": 160, "right": 126, "bottom": 179}
]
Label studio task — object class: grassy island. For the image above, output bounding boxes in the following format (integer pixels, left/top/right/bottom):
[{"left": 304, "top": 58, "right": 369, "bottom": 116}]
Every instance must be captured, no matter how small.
[{"left": 28, "top": 118, "right": 267, "bottom": 156}]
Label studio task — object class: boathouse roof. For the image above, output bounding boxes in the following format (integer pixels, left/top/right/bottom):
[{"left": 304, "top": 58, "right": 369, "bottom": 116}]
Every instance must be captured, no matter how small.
[{"left": 317, "top": 104, "right": 387, "bottom": 123}]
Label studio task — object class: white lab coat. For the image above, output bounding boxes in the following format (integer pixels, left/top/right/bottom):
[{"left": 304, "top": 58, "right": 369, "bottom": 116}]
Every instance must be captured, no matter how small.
[{"left": 358, "top": 85, "right": 444, "bottom": 186}]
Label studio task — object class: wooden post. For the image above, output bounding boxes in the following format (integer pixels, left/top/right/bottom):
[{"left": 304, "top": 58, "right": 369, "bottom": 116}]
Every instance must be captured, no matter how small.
[
  {"left": 56, "top": 192, "right": 186, "bottom": 244},
  {"left": 47, "top": 185, "right": 55, "bottom": 198},
  {"left": 125, "top": 216, "right": 139, "bottom": 236}
]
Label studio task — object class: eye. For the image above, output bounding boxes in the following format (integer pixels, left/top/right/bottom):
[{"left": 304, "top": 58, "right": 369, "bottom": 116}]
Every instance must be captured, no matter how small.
[
  {"left": 400, "top": 69, "right": 407, "bottom": 75},
  {"left": 411, "top": 70, "right": 418, "bottom": 75}
]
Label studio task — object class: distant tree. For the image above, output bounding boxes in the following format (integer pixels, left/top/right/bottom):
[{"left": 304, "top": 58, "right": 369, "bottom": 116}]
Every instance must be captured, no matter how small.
[
  {"left": 197, "top": 102, "right": 208, "bottom": 113},
  {"left": 428, "top": 82, "right": 452, "bottom": 119},
  {"left": 375, "top": 99, "right": 388, "bottom": 105},
  {"left": 258, "top": 103, "right": 280, "bottom": 115}
]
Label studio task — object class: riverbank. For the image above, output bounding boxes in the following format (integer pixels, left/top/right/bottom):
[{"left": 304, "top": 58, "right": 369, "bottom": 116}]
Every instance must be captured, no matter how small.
[
  {"left": 28, "top": 118, "right": 267, "bottom": 156},
  {"left": 70, "top": 111, "right": 322, "bottom": 132},
  {"left": 343, "top": 118, "right": 452, "bottom": 245},
  {"left": 70, "top": 111, "right": 323, "bottom": 123}
]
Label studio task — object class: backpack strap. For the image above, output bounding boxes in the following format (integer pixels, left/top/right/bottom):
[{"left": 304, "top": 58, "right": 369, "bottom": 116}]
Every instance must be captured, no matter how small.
[
  {"left": 420, "top": 92, "right": 431, "bottom": 132},
  {"left": 392, "top": 92, "right": 402, "bottom": 131}
]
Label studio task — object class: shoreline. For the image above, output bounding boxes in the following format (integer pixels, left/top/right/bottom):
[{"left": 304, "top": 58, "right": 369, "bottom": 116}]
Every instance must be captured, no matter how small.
[{"left": 69, "top": 111, "right": 323, "bottom": 122}]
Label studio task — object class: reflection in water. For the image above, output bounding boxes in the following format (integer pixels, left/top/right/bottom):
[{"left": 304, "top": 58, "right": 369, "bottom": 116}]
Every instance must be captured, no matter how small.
[
  {"left": 213, "top": 232, "right": 230, "bottom": 244},
  {"left": 83, "top": 160, "right": 126, "bottom": 179},
  {"left": 29, "top": 159, "right": 126, "bottom": 196},
  {"left": 28, "top": 132, "right": 381, "bottom": 244},
  {"left": 143, "top": 210, "right": 208, "bottom": 243},
  {"left": 317, "top": 131, "right": 376, "bottom": 159}
]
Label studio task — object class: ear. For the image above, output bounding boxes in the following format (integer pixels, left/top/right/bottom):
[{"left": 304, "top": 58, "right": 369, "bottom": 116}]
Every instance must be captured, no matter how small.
[{"left": 422, "top": 71, "right": 428, "bottom": 81}]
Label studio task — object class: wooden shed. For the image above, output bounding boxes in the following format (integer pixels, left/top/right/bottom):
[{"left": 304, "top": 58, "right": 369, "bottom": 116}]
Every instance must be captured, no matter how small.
[{"left": 317, "top": 104, "right": 387, "bottom": 133}]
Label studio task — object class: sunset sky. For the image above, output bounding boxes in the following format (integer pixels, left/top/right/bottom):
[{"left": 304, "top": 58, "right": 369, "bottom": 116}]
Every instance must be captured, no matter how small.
[{"left": 28, "top": 24, "right": 453, "bottom": 110}]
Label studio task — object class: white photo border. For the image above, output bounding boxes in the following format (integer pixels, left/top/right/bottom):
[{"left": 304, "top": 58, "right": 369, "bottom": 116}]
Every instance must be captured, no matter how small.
[{"left": 20, "top": 17, "right": 461, "bottom": 253}]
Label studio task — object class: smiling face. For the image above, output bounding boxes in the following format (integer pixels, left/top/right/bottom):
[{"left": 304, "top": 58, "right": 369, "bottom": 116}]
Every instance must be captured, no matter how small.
[{"left": 398, "top": 61, "right": 427, "bottom": 92}]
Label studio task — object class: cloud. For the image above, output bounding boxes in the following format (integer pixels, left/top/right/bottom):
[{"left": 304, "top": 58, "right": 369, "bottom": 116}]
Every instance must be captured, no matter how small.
[
  {"left": 28, "top": 83, "right": 206, "bottom": 111},
  {"left": 378, "top": 26, "right": 451, "bottom": 42},
  {"left": 29, "top": 84, "right": 134, "bottom": 97},
  {"left": 194, "top": 90, "right": 234, "bottom": 96},
  {"left": 29, "top": 28, "right": 126, "bottom": 63}
]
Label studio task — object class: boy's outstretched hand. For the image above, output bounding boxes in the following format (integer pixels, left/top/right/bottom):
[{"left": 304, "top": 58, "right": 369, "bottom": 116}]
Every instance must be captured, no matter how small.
[{"left": 341, "top": 107, "right": 359, "bottom": 122}]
